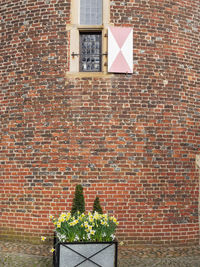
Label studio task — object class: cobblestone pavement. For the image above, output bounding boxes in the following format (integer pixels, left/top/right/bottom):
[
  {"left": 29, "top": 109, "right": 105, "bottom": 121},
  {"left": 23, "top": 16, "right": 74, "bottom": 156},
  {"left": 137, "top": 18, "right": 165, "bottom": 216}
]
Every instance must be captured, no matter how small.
[{"left": 1, "top": 240, "right": 200, "bottom": 267}]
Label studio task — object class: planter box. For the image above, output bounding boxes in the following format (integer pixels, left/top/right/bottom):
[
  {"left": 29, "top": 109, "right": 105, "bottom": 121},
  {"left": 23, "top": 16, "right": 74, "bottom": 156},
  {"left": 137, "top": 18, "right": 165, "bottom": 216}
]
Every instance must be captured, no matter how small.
[{"left": 53, "top": 240, "right": 118, "bottom": 267}]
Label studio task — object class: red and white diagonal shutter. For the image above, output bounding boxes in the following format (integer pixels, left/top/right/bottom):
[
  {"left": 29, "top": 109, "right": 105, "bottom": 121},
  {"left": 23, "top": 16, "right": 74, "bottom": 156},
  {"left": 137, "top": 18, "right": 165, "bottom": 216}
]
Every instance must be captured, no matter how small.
[{"left": 108, "top": 26, "right": 133, "bottom": 73}]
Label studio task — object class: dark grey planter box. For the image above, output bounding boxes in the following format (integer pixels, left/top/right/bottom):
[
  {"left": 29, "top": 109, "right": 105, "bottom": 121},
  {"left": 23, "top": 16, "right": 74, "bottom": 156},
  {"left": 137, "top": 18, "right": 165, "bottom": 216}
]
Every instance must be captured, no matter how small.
[{"left": 53, "top": 240, "right": 118, "bottom": 267}]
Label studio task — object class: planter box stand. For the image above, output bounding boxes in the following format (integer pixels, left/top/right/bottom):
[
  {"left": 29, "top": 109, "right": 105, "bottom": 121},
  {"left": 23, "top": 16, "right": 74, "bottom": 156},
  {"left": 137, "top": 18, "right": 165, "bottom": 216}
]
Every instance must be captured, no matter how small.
[{"left": 53, "top": 238, "right": 118, "bottom": 267}]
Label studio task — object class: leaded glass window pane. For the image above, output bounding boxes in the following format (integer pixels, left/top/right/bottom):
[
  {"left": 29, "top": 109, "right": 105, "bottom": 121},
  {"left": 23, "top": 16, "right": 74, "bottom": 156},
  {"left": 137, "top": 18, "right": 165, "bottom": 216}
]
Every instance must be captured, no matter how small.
[
  {"left": 80, "top": 0, "right": 102, "bottom": 25},
  {"left": 80, "top": 32, "right": 102, "bottom": 72}
]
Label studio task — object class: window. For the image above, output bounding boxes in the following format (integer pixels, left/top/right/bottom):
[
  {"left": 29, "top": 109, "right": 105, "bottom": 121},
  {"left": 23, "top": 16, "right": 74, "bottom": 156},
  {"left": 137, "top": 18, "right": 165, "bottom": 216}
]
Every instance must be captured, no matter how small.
[
  {"left": 69, "top": 0, "right": 109, "bottom": 74},
  {"left": 80, "top": 0, "right": 102, "bottom": 25},
  {"left": 80, "top": 32, "right": 102, "bottom": 72},
  {"left": 79, "top": 0, "right": 103, "bottom": 72}
]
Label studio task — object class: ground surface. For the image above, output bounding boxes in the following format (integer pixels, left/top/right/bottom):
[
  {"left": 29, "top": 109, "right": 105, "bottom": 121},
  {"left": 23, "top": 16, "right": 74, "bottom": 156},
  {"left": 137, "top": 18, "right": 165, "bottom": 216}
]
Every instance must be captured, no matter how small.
[{"left": 1, "top": 240, "right": 200, "bottom": 266}]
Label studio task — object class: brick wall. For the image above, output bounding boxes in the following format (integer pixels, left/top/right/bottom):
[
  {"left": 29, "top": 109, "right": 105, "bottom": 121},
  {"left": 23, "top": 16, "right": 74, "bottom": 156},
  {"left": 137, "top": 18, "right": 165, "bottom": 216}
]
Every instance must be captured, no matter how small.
[{"left": 0, "top": 0, "right": 200, "bottom": 245}]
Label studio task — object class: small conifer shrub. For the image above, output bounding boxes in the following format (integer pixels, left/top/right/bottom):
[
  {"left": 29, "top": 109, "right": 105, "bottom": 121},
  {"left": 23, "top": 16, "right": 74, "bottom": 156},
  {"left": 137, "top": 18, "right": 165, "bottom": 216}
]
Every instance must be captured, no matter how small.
[
  {"left": 71, "top": 184, "right": 85, "bottom": 215},
  {"left": 93, "top": 196, "right": 103, "bottom": 214}
]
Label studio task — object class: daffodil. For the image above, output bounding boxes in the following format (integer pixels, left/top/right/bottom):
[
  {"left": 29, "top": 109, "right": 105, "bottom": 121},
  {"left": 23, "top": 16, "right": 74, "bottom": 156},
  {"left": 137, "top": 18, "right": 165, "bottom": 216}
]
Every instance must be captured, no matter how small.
[
  {"left": 59, "top": 217, "right": 65, "bottom": 222},
  {"left": 90, "top": 230, "right": 95, "bottom": 235},
  {"left": 41, "top": 236, "right": 46, "bottom": 241},
  {"left": 61, "top": 212, "right": 67, "bottom": 218},
  {"left": 94, "top": 212, "right": 99, "bottom": 220},
  {"left": 112, "top": 217, "right": 117, "bottom": 223},
  {"left": 65, "top": 214, "right": 71, "bottom": 221},
  {"left": 43, "top": 210, "right": 118, "bottom": 243},
  {"left": 89, "top": 217, "right": 94, "bottom": 223}
]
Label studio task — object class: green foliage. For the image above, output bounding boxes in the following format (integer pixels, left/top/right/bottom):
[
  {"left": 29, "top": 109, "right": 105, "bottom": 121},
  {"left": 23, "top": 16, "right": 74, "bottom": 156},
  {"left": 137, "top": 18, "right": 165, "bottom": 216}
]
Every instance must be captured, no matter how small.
[
  {"left": 51, "top": 211, "right": 118, "bottom": 242},
  {"left": 71, "top": 184, "right": 85, "bottom": 215},
  {"left": 93, "top": 196, "right": 103, "bottom": 214},
  {"left": 42, "top": 185, "right": 119, "bottom": 244}
]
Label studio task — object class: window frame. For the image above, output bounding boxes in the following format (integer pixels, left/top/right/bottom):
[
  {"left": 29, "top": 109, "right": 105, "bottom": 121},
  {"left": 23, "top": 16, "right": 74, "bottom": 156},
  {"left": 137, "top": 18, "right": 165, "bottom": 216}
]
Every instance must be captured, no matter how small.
[{"left": 68, "top": 0, "right": 110, "bottom": 75}]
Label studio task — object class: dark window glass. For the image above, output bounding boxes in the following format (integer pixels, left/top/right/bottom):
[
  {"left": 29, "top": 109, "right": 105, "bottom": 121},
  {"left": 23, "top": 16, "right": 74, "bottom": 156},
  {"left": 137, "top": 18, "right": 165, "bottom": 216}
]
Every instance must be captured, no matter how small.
[
  {"left": 80, "top": 0, "right": 102, "bottom": 25},
  {"left": 80, "top": 32, "right": 102, "bottom": 72}
]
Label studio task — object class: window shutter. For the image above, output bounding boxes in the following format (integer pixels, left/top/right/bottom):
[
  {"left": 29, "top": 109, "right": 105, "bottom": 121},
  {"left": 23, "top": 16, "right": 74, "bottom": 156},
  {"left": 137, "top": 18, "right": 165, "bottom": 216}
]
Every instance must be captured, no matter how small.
[{"left": 108, "top": 27, "right": 133, "bottom": 73}]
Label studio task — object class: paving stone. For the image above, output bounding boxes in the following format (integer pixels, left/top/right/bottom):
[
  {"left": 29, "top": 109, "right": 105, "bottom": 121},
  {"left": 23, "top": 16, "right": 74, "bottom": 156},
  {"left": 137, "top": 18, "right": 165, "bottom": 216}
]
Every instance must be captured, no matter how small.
[
  {"left": 0, "top": 252, "right": 53, "bottom": 267},
  {"left": 1, "top": 240, "right": 200, "bottom": 266}
]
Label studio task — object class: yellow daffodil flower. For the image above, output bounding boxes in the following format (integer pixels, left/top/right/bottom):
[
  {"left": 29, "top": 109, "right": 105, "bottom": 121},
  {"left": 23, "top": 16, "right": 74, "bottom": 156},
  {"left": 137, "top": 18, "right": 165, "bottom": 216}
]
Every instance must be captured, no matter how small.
[
  {"left": 113, "top": 218, "right": 117, "bottom": 223},
  {"left": 41, "top": 236, "right": 46, "bottom": 241},
  {"left": 90, "top": 230, "right": 95, "bottom": 235},
  {"left": 89, "top": 217, "right": 94, "bottom": 223}
]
